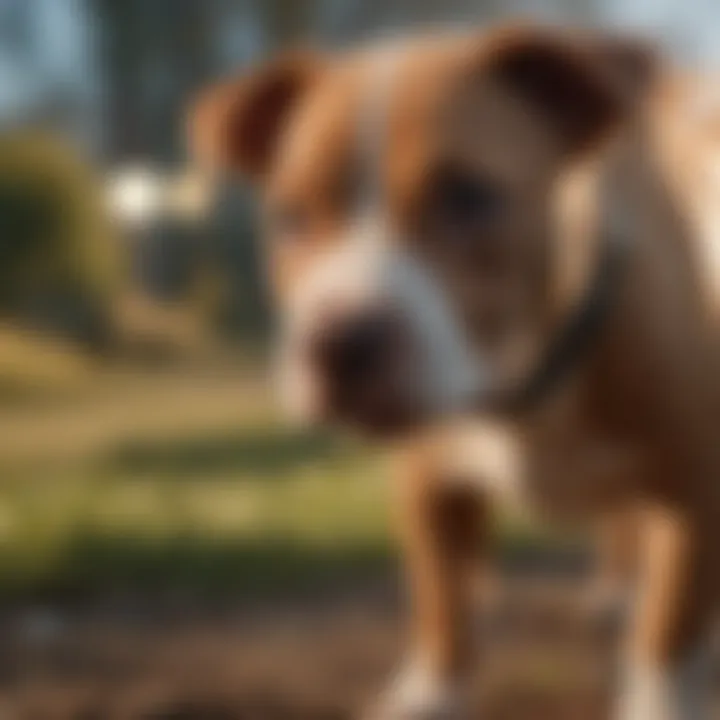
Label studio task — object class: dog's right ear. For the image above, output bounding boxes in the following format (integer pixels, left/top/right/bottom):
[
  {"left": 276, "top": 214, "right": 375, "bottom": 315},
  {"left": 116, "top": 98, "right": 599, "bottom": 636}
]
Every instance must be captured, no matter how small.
[
  {"left": 188, "top": 51, "right": 322, "bottom": 180},
  {"left": 482, "top": 28, "right": 657, "bottom": 158}
]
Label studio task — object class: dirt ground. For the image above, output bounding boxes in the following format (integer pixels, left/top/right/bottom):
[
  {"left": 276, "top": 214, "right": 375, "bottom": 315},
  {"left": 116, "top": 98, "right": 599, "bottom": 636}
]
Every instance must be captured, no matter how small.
[{"left": 2, "top": 570, "right": 717, "bottom": 720}]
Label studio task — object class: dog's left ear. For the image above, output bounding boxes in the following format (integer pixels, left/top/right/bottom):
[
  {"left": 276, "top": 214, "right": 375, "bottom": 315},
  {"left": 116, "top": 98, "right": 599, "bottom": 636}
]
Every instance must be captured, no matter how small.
[
  {"left": 485, "top": 29, "right": 658, "bottom": 157},
  {"left": 187, "top": 51, "right": 323, "bottom": 179}
]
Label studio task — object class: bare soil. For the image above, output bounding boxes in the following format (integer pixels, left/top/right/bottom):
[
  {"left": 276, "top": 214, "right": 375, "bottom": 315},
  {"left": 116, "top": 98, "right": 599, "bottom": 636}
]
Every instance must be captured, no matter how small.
[{"left": 3, "top": 571, "right": 716, "bottom": 720}]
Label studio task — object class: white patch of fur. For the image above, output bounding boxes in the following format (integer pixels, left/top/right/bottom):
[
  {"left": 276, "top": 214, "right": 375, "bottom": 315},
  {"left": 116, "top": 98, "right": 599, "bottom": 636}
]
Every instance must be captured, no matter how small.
[
  {"left": 379, "top": 244, "right": 485, "bottom": 413},
  {"left": 278, "top": 215, "right": 483, "bottom": 419},
  {"left": 378, "top": 656, "right": 465, "bottom": 718},
  {"left": 680, "top": 80, "right": 720, "bottom": 316},
  {"left": 697, "top": 176, "right": 720, "bottom": 316},
  {"left": 434, "top": 418, "right": 524, "bottom": 501},
  {"left": 275, "top": 334, "right": 322, "bottom": 423},
  {"left": 276, "top": 39, "right": 483, "bottom": 420},
  {"left": 616, "top": 646, "right": 713, "bottom": 720}
]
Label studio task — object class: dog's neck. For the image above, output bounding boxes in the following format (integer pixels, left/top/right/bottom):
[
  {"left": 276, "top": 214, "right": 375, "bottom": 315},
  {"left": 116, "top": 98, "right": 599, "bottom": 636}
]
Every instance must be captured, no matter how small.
[
  {"left": 351, "top": 44, "right": 638, "bottom": 417},
  {"left": 538, "top": 122, "right": 696, "bottom": 434},
  {"left": 516, "top": 199, "right": 630, "bottom": 412},
  {"left": 517, "top": 140, "right": 636, "bottom": 413}
]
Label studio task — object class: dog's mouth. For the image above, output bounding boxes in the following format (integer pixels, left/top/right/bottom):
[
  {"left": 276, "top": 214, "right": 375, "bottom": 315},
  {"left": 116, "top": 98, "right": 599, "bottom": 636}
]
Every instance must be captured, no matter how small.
[
  {"left": 314, "top": 345, "right": 428, "bottom": 438},
  {"left": 279, "top": 310, "right": 433, "bottom": 437},
  {"left": 325, "top": 378, "right": 427, "bottom": 437},
  {"left": 281, "top": 361, "right": 427, "bottom": 438}
]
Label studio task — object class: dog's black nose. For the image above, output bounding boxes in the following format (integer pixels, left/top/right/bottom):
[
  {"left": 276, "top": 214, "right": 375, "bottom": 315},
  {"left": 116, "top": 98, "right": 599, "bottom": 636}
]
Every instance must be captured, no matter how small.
[{"left": 311, "top": 312, "right": 399, "bottom": 385}]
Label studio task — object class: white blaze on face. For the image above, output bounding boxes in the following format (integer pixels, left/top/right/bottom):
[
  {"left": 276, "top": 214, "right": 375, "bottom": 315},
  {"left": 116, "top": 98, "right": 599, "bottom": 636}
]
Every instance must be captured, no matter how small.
[
  {"left": 278, "top": 213, "right": 483, "bottom": 421},
  {"left": 379, "top": 240, "right": 484, "bottom": 412},
  {"left": 277, "top": 44, "right": 484, "bottom": 422}
]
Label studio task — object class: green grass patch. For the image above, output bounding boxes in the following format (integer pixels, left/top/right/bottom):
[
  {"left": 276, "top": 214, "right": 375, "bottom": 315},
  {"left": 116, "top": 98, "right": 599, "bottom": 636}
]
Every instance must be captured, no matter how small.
[
  {"left": 0, "top": 415, "right": 397, "bottom": 599},
  {"left": 0, "top": 368, "right": 586, "bottom": 601}
]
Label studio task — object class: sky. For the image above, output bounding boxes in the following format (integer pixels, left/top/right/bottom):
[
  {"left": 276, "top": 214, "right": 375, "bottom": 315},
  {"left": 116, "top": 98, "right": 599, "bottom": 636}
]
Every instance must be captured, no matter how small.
[{"left": 0, "top": 0, "right": 716, "bottom": 154}]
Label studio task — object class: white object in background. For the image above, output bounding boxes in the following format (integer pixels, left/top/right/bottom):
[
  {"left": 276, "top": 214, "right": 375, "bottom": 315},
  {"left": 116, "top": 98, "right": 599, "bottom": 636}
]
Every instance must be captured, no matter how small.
[{"left": 106, "top": 165, "right": 167, "bottom": 230}]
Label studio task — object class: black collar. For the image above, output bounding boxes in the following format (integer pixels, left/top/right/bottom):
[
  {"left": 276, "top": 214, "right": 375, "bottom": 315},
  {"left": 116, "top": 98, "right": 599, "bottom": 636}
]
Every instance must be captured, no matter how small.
[{"left": 486, "top": 226, "right": 630, "bottom": 416}]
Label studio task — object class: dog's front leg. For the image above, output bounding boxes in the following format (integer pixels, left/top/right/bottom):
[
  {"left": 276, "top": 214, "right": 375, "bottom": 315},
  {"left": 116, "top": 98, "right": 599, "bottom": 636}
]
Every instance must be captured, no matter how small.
[
  {"left": 370, "top": 443, "right": 489, "bottom": 720},
  {"left": 617, "top": 502, "right": 715, "bottom": 720},
  {"left": 584, "top": 506, "right": 639, "bottom": 626}
]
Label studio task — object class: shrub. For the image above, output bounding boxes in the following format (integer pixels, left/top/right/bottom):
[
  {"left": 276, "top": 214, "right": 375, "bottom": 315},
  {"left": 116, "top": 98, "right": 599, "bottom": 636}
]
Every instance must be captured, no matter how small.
[{"left": 0, "top": 131, "right": 122, "bottom": 349}]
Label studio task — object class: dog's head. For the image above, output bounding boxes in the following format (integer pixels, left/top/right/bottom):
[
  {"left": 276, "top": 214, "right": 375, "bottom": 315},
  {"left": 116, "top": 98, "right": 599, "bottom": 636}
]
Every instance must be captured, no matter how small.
[{"left": 190, "top": 27, "right": 655, "bottom": 435}]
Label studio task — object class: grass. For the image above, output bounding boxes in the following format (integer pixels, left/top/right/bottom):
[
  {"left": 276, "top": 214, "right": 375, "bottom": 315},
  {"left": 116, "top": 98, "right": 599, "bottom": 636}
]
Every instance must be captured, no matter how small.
[
  {"left": 0, "top": 434, "right": 393, "bottom": 599},
  {"left": 0, "top": 347, "right": 400, "bottom": 600},
  {"left": 0, "top": 334, "right": 585, "bottom": 602}
]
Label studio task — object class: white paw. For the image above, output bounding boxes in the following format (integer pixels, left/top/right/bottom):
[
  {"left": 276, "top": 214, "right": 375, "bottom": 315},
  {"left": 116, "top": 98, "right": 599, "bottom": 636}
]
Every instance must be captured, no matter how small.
[
  {"left": 616, "top": 650, "right": 712, "bottom": 720},
  {"left": 366, "top": 658, "right": 468, "bottom": 720}
]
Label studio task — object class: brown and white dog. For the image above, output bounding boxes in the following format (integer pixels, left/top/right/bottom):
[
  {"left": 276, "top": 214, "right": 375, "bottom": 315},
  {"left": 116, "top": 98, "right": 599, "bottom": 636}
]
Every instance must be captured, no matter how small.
[{"left": 190, "top": 25, "right": 720, "bottom": 720}]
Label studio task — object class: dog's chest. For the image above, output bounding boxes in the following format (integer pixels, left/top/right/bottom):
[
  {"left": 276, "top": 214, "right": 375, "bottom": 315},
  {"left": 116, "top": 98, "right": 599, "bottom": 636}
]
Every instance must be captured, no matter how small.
[
  {"left": 439, "top": 414, "right": 643, "bottom": 519},
  {"left": 520, "top": 420, "right": 644, "bottom": 519}
]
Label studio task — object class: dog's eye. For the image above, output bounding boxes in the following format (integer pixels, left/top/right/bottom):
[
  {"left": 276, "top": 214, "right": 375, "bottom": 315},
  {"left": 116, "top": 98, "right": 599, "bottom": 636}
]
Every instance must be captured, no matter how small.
[{"left": 433, "top": 168, "right": 505, "bottom": 230}]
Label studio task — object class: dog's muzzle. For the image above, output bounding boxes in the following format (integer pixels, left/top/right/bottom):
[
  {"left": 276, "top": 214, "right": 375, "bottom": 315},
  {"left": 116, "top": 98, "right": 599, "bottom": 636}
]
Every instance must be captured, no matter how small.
[{"left": 305, "top": 306, "right": 422, "bottom": 432}]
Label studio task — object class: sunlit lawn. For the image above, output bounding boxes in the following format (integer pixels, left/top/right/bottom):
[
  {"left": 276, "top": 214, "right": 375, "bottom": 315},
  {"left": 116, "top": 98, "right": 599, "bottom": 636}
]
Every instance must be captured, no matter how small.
[
  {"left": 0, "top": 334, "right": 580, "bottom": 601},
  {"left": 0, "top": 343, "right": 397, "bottom": 599}
]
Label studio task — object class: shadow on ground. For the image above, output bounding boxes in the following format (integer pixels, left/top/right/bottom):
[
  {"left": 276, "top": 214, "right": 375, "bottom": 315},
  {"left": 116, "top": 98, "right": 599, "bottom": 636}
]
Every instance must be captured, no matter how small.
[{"left": 3, "top": 532, "right": 395, "bottom": 603}]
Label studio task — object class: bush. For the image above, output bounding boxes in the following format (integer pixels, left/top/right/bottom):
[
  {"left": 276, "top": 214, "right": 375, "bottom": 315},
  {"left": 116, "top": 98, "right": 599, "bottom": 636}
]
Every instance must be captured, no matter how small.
[{"left": 0, "top": 131, "right": 122, "bottom": 349}]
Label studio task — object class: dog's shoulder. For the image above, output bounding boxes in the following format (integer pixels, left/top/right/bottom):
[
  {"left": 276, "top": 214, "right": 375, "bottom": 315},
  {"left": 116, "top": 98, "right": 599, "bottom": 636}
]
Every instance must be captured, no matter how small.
[{"left": 650, "top": 73, "right": 720, "bottom": 320}]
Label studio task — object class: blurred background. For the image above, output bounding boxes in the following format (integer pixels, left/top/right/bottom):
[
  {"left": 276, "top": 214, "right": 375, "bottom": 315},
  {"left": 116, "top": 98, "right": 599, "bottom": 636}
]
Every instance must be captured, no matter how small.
[{"left": 0, "top": 1, "right": 717, "bottom": 718}]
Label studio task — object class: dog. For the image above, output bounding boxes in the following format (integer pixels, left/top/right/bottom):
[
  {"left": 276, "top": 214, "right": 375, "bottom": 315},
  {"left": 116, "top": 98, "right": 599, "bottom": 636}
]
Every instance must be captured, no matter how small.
[{"left": 189, "top": 25, "right": 720, "bottom": 719}]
